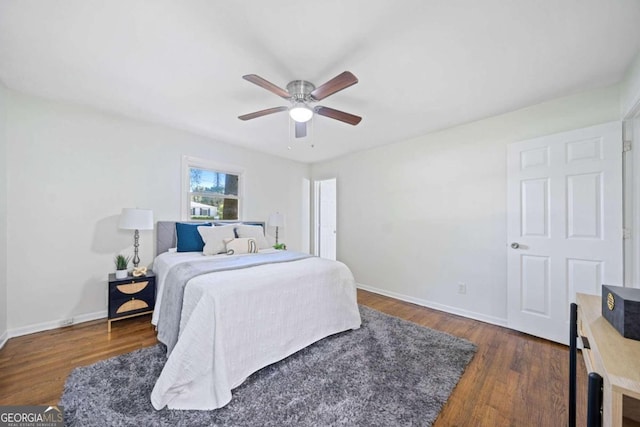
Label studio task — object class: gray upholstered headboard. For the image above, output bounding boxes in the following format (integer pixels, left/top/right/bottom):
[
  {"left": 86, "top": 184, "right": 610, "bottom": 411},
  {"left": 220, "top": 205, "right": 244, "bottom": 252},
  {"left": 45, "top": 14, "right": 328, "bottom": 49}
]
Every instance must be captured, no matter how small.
[{"left": 156, "top": 221, "right": 265, "bottom": 255}]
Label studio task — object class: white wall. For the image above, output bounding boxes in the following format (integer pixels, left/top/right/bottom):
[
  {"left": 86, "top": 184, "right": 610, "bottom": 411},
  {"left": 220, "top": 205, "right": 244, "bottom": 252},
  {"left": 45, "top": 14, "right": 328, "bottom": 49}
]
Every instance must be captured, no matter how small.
[
  {"left": 0, "top": 83, "right": 8, "bottom": 345},
  {"left": 633, "top": 117, "right": 640, "bottom": 289},
  {"left": 621, "top": 52, "right": 640, "bottom": 118},
  {"left": 621, "top": 51, "right": 640, "bottom": 289},
  {"left": 5, "top": 89, "right": 310, "bottom": 333},
  {"left": 312, "top": 85, "right": 621, "bottom": 324}
]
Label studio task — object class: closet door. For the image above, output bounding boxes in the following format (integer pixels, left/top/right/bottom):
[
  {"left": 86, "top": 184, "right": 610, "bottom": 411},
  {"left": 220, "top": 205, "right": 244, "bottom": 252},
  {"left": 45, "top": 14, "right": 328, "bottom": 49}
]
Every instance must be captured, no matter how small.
[
  {"left": 507, "top": 122, "right": 622, "bottom": 344},
  {"left": 315, "top": 178, "right": 337, "bottom": 260}
]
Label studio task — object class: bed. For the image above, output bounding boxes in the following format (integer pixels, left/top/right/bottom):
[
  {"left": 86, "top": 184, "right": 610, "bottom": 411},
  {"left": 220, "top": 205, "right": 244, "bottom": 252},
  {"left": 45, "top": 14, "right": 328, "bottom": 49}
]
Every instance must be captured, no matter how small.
[{"left": 150, "top": 221, "right": 362, "bottom": 410}]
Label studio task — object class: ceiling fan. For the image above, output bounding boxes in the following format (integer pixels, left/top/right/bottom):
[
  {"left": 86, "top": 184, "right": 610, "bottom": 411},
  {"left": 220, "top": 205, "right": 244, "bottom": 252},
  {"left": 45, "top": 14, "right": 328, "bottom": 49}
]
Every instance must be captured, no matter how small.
[{"left": 238, "top": 71, "right": 362, "bottom": 138}]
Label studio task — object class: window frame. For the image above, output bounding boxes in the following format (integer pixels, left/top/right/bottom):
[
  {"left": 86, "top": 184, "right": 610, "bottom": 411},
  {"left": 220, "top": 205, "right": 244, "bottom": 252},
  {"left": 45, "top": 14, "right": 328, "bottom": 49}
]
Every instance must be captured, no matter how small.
[{"left": 181, "top": 155, "right": 245, "bottom": 221}]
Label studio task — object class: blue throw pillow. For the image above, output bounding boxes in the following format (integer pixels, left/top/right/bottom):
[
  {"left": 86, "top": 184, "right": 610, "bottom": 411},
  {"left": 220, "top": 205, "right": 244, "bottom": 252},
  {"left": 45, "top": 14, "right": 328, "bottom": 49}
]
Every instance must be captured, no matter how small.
[{"left": 176, "top": 222, "right": 212, "bottom": 252}]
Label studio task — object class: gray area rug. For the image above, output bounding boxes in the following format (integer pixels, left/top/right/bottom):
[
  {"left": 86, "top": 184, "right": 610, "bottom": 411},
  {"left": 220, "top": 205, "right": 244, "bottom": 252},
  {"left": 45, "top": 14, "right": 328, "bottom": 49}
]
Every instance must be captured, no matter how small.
[{"left": 60, "top": 306, "right": 476, "bottom": 426}]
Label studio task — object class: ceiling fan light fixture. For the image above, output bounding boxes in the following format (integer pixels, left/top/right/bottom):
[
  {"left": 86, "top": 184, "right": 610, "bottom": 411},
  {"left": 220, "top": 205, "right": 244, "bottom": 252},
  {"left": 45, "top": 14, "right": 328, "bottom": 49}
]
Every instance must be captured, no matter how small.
[{"left": 289, "top": 104, "right": 313, "bottom": 123}]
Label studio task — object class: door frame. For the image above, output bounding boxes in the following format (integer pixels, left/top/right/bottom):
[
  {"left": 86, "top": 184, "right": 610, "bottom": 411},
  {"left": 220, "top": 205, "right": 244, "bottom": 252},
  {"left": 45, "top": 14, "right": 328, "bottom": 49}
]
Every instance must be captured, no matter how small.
[{"left": 623, "top": 95, "right": 640, "bottom": 288}]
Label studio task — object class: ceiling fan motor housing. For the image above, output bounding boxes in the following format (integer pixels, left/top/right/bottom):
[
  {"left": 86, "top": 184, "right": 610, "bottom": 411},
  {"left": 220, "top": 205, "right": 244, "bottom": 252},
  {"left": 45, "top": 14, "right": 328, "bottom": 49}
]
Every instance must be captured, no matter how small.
[{"left": 286, "top": 80, "right": 316, "bottom": 102}]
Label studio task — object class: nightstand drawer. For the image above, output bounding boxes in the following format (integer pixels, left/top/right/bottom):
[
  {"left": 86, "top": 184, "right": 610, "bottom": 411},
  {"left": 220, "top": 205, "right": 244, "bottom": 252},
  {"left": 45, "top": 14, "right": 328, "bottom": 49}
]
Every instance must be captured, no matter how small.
[
  {"left": 109, "top": 279, "right": 154, "bottom": 300},
  {"left": 109, "top": 294, "right": 155, "bottom": 318}
]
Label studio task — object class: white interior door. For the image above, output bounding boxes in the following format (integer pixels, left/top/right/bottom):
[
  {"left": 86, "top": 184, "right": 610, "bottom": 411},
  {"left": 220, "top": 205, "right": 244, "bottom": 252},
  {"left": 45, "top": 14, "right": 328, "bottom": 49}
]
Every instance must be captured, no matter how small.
[
  {"left": 507, "top": 122, "right": 623, "bottom": 344},
  {"left": 315, "top": 178, "right": 337, "bottom": 260}
]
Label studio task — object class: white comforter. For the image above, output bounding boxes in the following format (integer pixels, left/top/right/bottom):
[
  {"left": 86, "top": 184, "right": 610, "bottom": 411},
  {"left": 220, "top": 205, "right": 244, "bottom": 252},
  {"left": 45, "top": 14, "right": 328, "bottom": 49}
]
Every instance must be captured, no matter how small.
[
  {"left": 152, "top": 250, "right": 223, "bottom": 326},
  {"left": 150, "top": 252, "right": 361, "bottom": 410}
]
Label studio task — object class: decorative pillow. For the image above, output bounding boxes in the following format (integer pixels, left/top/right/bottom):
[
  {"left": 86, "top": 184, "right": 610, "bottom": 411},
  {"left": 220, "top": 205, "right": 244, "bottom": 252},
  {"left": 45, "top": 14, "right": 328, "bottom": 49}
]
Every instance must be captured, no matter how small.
[
  {"left": 176, "top": 222, "right": 212, "bottom": 252},
  {"left": 198, "top": 224, "right": 236, "bottom": 255},
  {"left": 223, "top": 237, "right": 258, "bottom": 255},
  {"left": 235, "top": 224, "right": 269, "bottom": 249}
]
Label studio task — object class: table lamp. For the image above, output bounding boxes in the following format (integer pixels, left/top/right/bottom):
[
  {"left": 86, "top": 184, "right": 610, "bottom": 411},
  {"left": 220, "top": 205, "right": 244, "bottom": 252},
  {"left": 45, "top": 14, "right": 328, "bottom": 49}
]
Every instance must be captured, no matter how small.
[
  {"left": 118, "top": 208, "right": 154, "bottom": 268},
  {"left": 268, "top": 212, "right": 285, "bottom": 245}
]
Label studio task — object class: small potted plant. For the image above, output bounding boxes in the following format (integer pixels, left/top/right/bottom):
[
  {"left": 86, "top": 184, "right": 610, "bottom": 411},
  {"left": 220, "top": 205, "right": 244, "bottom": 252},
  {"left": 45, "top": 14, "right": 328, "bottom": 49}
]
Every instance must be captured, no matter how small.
[{"left": 114, "top": 254, "right": 131, "bottom": 279}]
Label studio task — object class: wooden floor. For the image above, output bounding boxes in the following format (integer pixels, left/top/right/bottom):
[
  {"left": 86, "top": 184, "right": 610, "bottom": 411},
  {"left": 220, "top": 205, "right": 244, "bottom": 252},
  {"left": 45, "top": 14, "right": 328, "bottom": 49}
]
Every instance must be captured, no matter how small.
[{"left": 0, "top": 289, "right": 587, "bottom": 426}]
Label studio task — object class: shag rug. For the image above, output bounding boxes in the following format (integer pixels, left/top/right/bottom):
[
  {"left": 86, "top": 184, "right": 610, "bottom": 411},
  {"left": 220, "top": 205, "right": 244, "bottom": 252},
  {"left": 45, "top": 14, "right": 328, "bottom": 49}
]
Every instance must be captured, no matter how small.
[{"left": 60, "top": 306, "right": 476, "bottom": 426}]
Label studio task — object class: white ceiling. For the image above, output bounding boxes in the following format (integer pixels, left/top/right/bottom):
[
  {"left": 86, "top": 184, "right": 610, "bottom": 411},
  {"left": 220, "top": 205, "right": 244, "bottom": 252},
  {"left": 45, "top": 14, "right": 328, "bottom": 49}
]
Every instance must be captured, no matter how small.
[{"left": 1, "top": 1, "right": 640, "bottom": 163}]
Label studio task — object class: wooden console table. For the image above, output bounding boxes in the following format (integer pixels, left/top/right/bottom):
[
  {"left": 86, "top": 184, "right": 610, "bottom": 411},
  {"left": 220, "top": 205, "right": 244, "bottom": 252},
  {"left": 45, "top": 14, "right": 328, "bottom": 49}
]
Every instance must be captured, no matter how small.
[{"left": 577, "top": 293, "right": 640, "bottom": 427}]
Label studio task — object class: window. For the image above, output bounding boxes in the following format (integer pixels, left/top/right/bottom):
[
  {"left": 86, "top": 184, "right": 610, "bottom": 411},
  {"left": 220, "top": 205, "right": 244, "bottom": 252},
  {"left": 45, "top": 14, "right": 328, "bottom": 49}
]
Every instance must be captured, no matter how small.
[{"left": 182, "top": 157, "right": 243, "bottom": 220}]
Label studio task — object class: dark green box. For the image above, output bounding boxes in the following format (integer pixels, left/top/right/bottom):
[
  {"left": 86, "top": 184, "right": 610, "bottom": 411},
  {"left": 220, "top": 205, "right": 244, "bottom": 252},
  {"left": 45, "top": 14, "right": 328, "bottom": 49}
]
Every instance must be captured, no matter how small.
[{"left": 602, "top": 284, "right": 640, "bottom": 341}]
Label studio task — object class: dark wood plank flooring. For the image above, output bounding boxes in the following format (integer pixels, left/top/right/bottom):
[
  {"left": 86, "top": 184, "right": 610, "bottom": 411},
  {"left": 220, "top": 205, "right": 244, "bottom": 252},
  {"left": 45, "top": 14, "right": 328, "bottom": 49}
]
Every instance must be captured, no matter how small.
[{"left": 0, "top": 289, "right": 587, "bottom": 426}]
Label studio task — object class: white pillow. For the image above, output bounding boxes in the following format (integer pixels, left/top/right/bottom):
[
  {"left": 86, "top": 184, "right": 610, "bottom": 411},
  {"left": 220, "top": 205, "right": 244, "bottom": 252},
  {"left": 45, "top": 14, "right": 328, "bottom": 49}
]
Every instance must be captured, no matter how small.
[
  {"left": 198, "top": 225, "right": 236, "bottom": 255},
  {"left": 235, "top": 224, "right": 270, "bottom": 249},
  {"left": 223, "top": 237, "right": 258, "bottom": 255}
]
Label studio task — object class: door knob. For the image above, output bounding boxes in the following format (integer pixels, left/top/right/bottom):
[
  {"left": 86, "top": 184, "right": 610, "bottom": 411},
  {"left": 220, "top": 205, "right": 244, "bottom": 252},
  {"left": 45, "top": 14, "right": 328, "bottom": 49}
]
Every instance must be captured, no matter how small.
[{"left": 511, "top": 242, "right": 520, "bottom": 249}]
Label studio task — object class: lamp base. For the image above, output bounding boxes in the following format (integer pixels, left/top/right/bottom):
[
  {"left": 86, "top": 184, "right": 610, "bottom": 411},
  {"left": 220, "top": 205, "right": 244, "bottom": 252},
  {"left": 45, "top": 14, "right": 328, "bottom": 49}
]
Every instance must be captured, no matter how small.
[{"left": 133, "top": 229, "right": 140, "bottom": 268}]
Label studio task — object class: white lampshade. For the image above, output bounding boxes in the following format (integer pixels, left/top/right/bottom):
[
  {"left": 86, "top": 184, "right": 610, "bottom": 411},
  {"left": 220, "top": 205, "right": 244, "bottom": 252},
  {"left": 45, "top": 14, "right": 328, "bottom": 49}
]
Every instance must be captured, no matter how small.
[
  {"left": 268, "top": 212, "right": 285, "bottom": 228},
  {"left": 289, "top": 105, "right": 313, "bottom": 123},
  {"left": 118, "top": 208, "right": 154, "bottom": 230}
]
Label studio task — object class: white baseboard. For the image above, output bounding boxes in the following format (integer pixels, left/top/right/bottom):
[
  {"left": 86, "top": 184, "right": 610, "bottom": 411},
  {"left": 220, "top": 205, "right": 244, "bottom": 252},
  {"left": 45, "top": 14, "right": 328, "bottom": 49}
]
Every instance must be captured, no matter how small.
[
  {"left": 0, "top": 285, "right": 509, "bottom": 349},
  {"left": 0, "top": 329, "right": 8, "bottom": 350},
  {"left": 4, "top": 310, "right": 108, "bottom": 344},
  {"left": 357, "top": 283, "right": 508, "bottom": 328}
]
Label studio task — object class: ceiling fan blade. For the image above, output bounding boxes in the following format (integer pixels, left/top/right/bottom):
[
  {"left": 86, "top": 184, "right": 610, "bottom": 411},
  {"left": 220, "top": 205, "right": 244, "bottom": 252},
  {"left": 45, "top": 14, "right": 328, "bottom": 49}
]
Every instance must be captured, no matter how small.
[
  {"left": 295, "top": 121, "right": 307, "bottom": 138},
  {"left": 238, "top": 106, "right": 288, "bottom": 121},
  {"left": 242, "top": 74, "right": 291, "bottom": 99},
  {"left": 310, "top": 71, "right": 358, "bottom": 101},
  {"left": 315, "top": 106, "right": 362, "bottom": 126}
]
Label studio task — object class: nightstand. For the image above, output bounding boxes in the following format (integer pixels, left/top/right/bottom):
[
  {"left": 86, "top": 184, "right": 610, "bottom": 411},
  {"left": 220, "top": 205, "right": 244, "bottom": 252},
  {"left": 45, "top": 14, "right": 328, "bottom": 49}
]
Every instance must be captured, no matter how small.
[{"left": 107, "top": 271, "right": 156, "bottom": 332}]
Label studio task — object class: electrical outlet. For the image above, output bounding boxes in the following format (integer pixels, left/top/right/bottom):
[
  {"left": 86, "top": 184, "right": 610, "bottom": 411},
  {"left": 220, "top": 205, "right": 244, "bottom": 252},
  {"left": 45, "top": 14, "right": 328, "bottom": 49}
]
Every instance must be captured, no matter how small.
[
  {"left": 457, "top": 283, "right": 467, "bottom": 295},
  {"left": 61, "top": 318, "right": 73, "bottom": 327}
]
